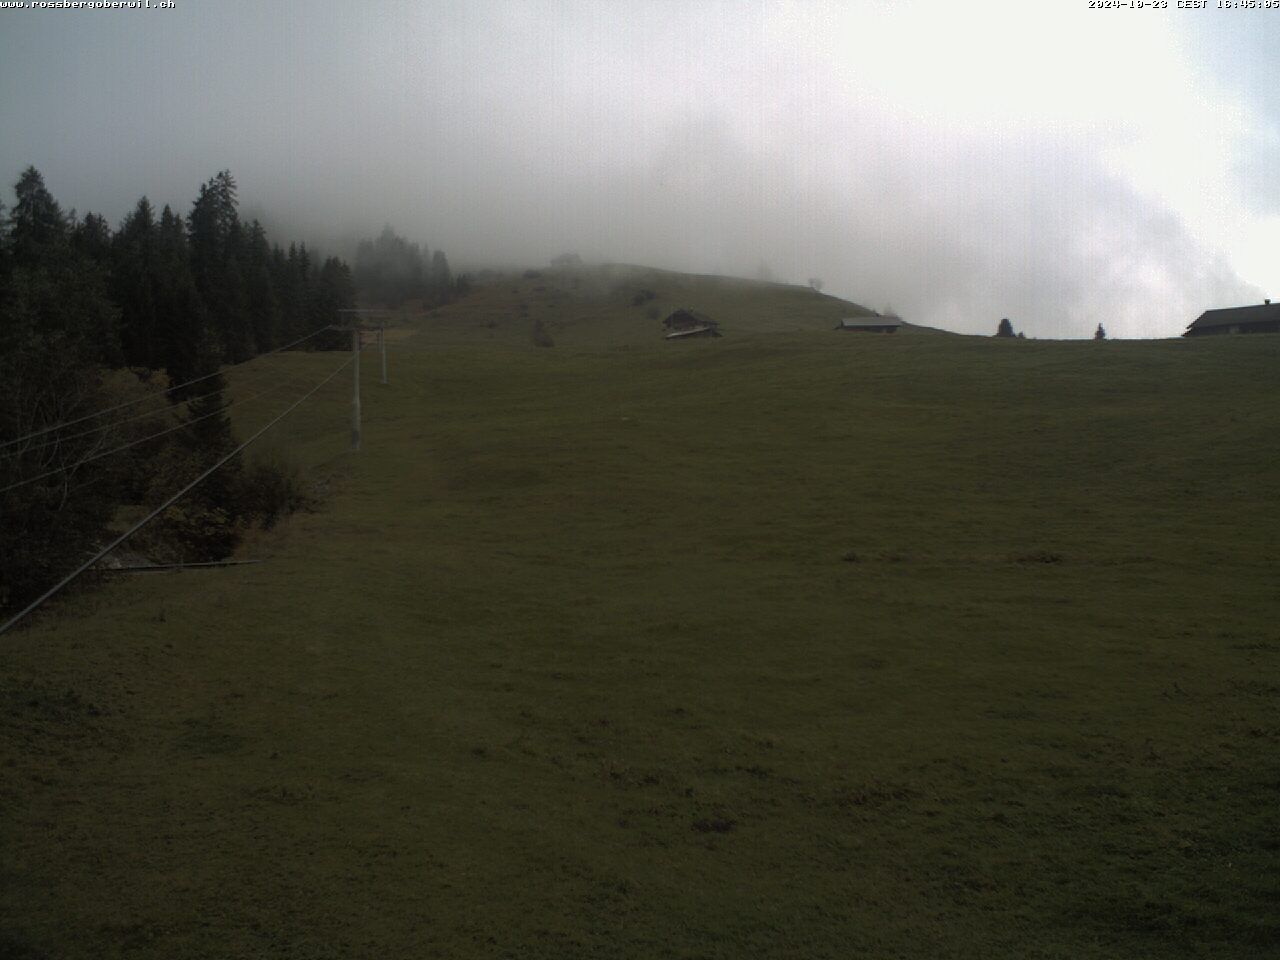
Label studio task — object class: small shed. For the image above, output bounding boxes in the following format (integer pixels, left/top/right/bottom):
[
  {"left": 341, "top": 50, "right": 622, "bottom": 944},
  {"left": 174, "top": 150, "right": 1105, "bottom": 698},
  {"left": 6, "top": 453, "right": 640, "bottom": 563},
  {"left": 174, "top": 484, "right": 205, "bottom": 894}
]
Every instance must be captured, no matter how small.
[
  {"left": 835, "top": 317, "right": 901, "bottom": 334},
  {"left": 1184, "top": 300, "right": 1280, "bottom": 337},
  {"left": 663, "top": 309, "right": 720, "bottom": 340}
]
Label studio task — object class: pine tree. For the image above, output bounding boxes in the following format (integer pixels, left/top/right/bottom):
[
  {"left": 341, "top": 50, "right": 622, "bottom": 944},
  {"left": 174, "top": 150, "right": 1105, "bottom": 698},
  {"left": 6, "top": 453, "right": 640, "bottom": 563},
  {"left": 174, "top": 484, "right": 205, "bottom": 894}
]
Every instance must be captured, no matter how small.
[
  {"left": 430, "top": 249, "right": 452, "bottom": 302},
  {"left": 309, "top": 256, "right": 356, "bottom": 347},
  {"left": 221, "top": 220, "right": 252, "bottom": 362},
  {"left": 0, "top": 169, "right": 122, "bottom": 611},
  {"left": 188, "top": 170, "right": 250, "bottom": 362},
  {"left": 113, "top": 197, "right": 161, "bottom": 368},
  {"left": 2, "top": 167, "right": 119, "bottom": 366},
  {"left": 9, "top": 166, "right": 66, "bottom": 265},
  {"left": 354, "top": 226, "right": 428, "bottom": 306},
  {"left": 72, "top": 212, "right": 113, "bottom": 265},
  {"left": 996, "top": 318, "right": 1015, "bottom": 338},
  {"left": 1094, "top": 323, "right": 1107, "bottom": 340},
  {"left": 241, "top": 219, "right": 279, "bottom": 352},
  {"left": 291, "top": 242, "right": 313, "bottom": 340},
  {"left": 269, "top": 244, "right": 299, "bottom": 342},
  {"left": 155, "top": 204, "right": 208, "bottom": 393},
  {"left": 0, "top": 198, "right": 8, "bottom": 288}
]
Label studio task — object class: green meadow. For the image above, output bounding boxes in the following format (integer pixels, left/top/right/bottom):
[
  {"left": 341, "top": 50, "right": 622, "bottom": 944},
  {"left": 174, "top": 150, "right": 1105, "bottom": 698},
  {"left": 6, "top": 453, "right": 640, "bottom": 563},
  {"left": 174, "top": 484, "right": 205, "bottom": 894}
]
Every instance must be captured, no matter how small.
[{"left": 3, "top": 269, "right": 1278, "bottom": 958}]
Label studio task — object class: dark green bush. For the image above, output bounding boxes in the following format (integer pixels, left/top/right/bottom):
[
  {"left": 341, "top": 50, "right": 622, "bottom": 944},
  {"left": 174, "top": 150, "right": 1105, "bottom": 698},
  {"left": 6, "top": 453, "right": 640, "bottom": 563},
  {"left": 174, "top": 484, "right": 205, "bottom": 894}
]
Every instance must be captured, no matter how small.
[{"left": 236, "top": 450, "right": 314, "bottom": 529}]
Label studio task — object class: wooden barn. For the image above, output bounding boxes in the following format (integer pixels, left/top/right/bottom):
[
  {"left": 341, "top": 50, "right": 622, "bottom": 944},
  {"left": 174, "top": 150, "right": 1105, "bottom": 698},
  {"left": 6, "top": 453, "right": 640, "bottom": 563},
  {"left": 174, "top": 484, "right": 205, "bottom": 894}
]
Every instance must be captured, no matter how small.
[
  {"left": 1184, "top": 300, "right": 1280, "bottom": 337},
  {"left": 835, "top": 317, "right": 901, "bottom": 334},
  {"left": 663, "top": 309, "right": 720, "bottom": 340}
]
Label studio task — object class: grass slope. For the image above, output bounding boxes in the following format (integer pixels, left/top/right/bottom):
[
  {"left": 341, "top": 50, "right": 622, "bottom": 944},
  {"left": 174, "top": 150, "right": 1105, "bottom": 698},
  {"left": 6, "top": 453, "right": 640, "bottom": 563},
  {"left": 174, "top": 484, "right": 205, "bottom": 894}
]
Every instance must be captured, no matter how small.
[
  {"left": 433, "top": 264, "right": 938, "bottom": 349},
  {"left": 2, "top": 273, "right": 1278, "bottom": 959}
]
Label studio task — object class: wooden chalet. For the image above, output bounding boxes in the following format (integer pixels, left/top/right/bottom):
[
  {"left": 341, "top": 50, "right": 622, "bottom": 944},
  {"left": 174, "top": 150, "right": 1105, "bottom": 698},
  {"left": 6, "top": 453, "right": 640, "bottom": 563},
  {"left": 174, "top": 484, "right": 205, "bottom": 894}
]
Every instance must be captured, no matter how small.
[
  {"left": 1184, "top": 300, "right": 1280, "bottom": 337},
  {"left": 835, "top": 317, "right": 901, "bottom": 334},
  {"left": 663, "top": 309, "right": 721, "bottom": 340}
]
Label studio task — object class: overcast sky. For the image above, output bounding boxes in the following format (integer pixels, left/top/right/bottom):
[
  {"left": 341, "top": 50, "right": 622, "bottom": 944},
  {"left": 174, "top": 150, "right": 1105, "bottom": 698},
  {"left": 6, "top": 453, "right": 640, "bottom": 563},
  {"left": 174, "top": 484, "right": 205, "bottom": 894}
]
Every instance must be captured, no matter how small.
[{"left": 1, "top": 0, "right": 1277, "bottom": 337}]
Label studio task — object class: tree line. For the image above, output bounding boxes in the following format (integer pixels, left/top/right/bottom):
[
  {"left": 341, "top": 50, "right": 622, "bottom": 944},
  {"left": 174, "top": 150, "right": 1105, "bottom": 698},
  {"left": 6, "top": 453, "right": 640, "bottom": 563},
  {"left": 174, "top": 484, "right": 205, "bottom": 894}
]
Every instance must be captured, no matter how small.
[
  {"left": 0, "top": 166, "right": 369, "bottom": 617},
  {"left": 353, "top": 224, "right": 468, "bottom": 308}
]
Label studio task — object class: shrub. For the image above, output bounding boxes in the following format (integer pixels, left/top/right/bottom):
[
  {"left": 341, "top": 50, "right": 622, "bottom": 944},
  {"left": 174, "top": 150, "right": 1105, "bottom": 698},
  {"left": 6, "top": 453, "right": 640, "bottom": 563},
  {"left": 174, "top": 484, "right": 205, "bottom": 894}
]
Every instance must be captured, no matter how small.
[
  {"left": 236, "top": 449, "right": 314, "bottom": 529},
  {"left": 133, "top": 441, "right": 313, "bottom": 563},
  {"left": 130, "top": 436, "right": 241, "bottom": 562},
  {"left": 150, "top": 502, "right": 240, "bottom": 562},
  {"left": 0, "top": 365, "right": 170, "bottom": 613}
]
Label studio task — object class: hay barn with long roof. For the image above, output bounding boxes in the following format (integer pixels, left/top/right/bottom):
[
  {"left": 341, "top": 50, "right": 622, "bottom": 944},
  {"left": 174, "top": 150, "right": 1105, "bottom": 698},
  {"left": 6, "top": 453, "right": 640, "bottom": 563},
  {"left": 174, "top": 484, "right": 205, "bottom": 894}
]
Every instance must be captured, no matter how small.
[{"left": 1184, "top": 300, "right": 1280, "bottom": 337}]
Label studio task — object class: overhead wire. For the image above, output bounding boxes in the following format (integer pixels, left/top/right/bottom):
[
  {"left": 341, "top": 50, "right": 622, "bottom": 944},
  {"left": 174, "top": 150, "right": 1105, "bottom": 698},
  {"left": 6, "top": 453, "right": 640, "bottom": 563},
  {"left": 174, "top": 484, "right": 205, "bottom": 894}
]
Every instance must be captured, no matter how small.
[
  {"left": 0, "top": 324, "right": 337, "bottom": 452},
  {"left": 0, "top": 354, "right": 356, "bottom": 637},
  {"left": 53, "top": 341, "right": 369, "bottom": 499},
  {"left": 0, "top": 367, "right": 322, "bottom": 495},
  {"left": 10, "top": 357, "right": 328, "bottom": 457},
  {"left": 22, "top": 334, "right": 374, "bottom": 467}
]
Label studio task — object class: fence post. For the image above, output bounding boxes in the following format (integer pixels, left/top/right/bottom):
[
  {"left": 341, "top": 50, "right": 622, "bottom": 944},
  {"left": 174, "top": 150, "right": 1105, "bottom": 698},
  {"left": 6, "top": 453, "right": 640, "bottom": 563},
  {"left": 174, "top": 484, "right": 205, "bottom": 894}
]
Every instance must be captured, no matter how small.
[
  {"left": 351, "top": 328, "right": 361, "bottom": 451},
  {"left": 380, "top": 323, "right": 388, "bottom": 385}
]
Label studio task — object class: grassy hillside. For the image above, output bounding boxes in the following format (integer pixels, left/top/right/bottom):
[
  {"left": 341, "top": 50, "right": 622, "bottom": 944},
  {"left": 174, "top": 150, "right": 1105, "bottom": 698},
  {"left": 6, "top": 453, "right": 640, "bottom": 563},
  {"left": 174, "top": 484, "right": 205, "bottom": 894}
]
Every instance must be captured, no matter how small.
[
  {"left": 429, "top": 264, "right": 938, "bottom": 349},
  {"left": 2, "top": 271, "right": 1278, "bottom": 959}
]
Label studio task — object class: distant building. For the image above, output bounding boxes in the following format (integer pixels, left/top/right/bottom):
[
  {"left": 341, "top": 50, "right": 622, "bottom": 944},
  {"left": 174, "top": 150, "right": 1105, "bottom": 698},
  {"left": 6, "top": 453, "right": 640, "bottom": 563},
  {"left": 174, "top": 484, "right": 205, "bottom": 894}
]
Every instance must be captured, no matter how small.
[
  {"left": 835, "top": 317, "right": 901, "bottom": 334},
  {"left": 663, "top": 309, "right": 720, "bottom": 340},
  {"left": 1184, "top": 300, "right": 1280, "bottom": 337}
]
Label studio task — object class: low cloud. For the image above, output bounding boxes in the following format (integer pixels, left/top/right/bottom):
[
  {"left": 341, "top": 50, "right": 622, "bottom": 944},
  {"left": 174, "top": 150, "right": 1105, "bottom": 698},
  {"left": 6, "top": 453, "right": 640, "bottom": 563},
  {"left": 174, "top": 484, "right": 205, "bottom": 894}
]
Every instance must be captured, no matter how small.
[{"left": 0, "top": 0, "right": 1267, "bottom": 338}]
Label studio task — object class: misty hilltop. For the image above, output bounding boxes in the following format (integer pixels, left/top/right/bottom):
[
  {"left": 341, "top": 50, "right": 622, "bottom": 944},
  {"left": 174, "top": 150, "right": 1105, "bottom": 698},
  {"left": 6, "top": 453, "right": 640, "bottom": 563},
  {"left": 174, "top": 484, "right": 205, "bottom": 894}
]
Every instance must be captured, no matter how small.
[
  {"left": 3, "top": 2, "right": 1276, "bottom": 338},
  {"left": 402, "top": 261, "right": 946, "bottom": 349}
]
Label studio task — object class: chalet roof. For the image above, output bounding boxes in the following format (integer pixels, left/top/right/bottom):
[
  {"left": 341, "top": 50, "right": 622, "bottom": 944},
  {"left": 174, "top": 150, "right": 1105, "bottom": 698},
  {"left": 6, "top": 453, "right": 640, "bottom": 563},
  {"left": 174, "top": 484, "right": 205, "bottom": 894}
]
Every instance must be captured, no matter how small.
[
  {"left": 837, "top": 318, "right": 901, "bottom": 328},
  {"left": 1187, "top": 301, "right": 1280, "bottom": 331},
  {"left": 665, "top": 325, "right": 718, "bottom": 339},
  {"left": 663, "top": 308, "right": 718, "bottom": 328}
]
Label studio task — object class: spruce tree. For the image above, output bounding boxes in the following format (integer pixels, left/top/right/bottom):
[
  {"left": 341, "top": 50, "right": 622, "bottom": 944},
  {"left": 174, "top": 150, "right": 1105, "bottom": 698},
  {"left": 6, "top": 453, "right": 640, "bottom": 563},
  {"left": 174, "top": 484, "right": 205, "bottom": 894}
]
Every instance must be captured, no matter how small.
[
  {"left": 220, "top": 221, "right": 252, "bottom": 362},
  {"left": 431, "top": 249, "right": 452, "bottom": 302},
  {"left": 0, "top": 169, "right": 122, "bottom": 610},
  {"left": 113, "top": 197, "right": 161, "bottom": 368},
  {"left": 354, "top": 226, "right": 429, "bottom": 306},
  {"left": 242, "top": 219, "right": 279, "bottom": 352},
  {"left": 72, "top": 212, "right": 113, "bottom": 265},
  {"left": 9, "top": 166, "right": 65, "bottom": 265},
  {"left": 188, "top": 170, "right": 250, "bottom": 362},
  {"left": 270, "top": 243, "right": 299, "bottom": 342},
  {"left": 3, "top": 167, "right": 119, "bottom": 366},
  {"left": 155, "top": 204, "right": 208, "bottom": 393},
  {"left": 294, "top": 243, "right": 313, "bottom": 339}
]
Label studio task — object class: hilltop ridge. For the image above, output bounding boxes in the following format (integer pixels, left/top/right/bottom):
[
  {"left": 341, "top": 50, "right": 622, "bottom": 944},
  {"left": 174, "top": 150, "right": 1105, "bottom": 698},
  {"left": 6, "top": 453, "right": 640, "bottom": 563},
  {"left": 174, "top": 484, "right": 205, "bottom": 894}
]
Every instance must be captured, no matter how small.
[{"left": 402, "top": 263, "right": 948, "bottom": 347}]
